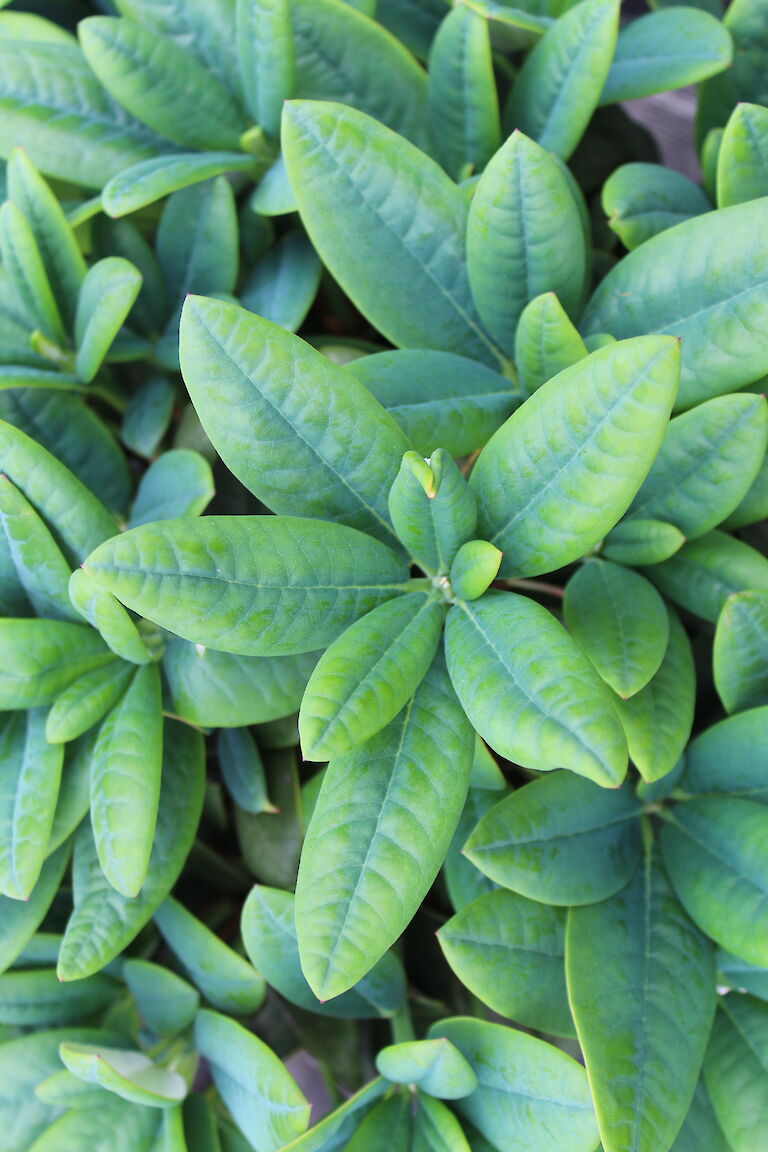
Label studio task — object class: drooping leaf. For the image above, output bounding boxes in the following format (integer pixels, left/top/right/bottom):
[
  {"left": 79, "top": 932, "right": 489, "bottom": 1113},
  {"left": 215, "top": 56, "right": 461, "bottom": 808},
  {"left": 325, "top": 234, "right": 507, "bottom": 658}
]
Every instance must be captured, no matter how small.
[
  {"left": 602, "top": 163, "right": 711, "bottom": 249},
  {"left": 469, "top": 336, "right": 680, "bottom": 576},
  {"left": 704, "top": 995, "right": 768, "bottom": 1152},
  {"left": 445, "top": 594, "right": 628, "bottom": 787},
  {"left": 714, "top": 592, "right": 768, "bottom": 713},
  {"left": 465, "top": 770, "right": 642, "bottom": 905},
  {"left": 647, "top": 530, "right": 768, "bottom": 623}
]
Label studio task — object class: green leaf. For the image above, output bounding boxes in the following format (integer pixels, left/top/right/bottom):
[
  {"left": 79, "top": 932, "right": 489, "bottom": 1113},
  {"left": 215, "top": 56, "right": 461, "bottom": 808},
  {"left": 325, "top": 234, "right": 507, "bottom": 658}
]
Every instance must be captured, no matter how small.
[
  {"left": 616, "top": 606, "right": 695, "bottom": 783},
  {"left": 567, "top": 842, "right": 716, "bottom": 1152},
  {"left": 564, "top": 559, "right": 669, "bottom": 698},
  {"left": 0, "top": 710, "right": 63, "bottom": 900},
  {"left": 348, "top": 350, "right": 519, "bottom": 458},
  {"left": 239, "top": 230, "right": 321, "bottom": 333},
  {"left": 45, "top": 658, "right": 134, "bottom": 744},
  {"left": 0, "top": 474, "right": 79, "bottom": 622},
  {"left": 69, "top": 568, "right": 151, "bottom": 665},
  {"left": 102, "top": 152, "right": 256, "bottom": 217},
  {"left": 129, "top": 451, "right": 214, "bottom": 528},
  {"left": 582, "top": 197, "right": 768, "bottom": 409},
  {"left": 290, "top": 0, "right": 430, "bottom": 149},
  {"left": 84, "top": 516, "right": 409, "bottom": 657},
  {"left": 445, "top": 594, "right": 628, "bottom": 787},
  {"left": 444, "top": 785, "right": 504, "bottom": 911},
  {"left": 279, "top": 1079, "right": 387, "bottom": 1152},
  {"left": 681, "top": 707, "right": 768, "bottom": 803},
  {"left": 0, "top": 969, "right": 116, "bottom": 1027},
  {"left": 465, "top": 770, "right": 642, "bottom": 905},
  {"left": 59, "top": 1042, "right": 186, "bottom": 1108},
  {"left": 467, "top": 131, "right": 587, "bottom": 353},
  {"left": 74, "top": 257, "right": 142, "bottom": 383},
  {"left": 282, "top": 101, "right": 501, "bottom": 366},
  {"left": 123, "top": 959, "right": 199, "bottom": 1037},
  {"left": 179, "top": 297, "right": 409, "bottom": 548},
  {"left": 450, "top": 541, "right": 502, "bottom": 601},
  {"left": 7, "top": 149, "right": 85, "bottom": 331},
  {"left": 718, "top": 952, "right": 768, "bottom": 1002},
  {"left": 114, "top": 0, "right": 239, "bottom": 96},
  {"left": 48, "top": 731, "right": 97, "bottom": 854},
  {"left": 122, "top": 376, "right": 175, "bottom": 459},
  {"left": 235, "top": 747, "right": 303, "bottom": 889},
  {"left": 90, "top": 662, "right": 162, "bottom": 897},
  {"left": 158, "top": 180, "right": 238, "bottom": 318},
  {"left": 669, "top": 1080, "right": 730, "bottom": 1152},
  {"left": 714, "top": 592, "right": 768, "bottom": 713},
  {"left": 79, "top": 17, "right": 246, "bottom": 151},
  {"left": 428, "top": 5, "right": 500, "bottom": 181},
  {"left": 0, "top": 620, "right": 111, "bottom": 710},
  {"left": 0, "top": 41, "right": 170, "bottom": 189},
  {"left": 57, "top": 720, "right": 204, "bottom": 980},
  {"left": 241, "top": 885, "right": 406, "bottom": 1019},
  {"left": 237, "top": 0, "right": 294, "bottom": 136},
  {"left": 661, "top": 796, "right": 768, "bottom": 966},
  {"left": 0, "top": 200, "right": 65, "bottom": 344},
  {"left": 0, "top": 419, "right": 118, "bottom": 564},
  {"left": 163, "top": 639, "right": 318, "bottom": 727},
  {"left": 376, "top": 1039, "right": 477, "bottom": 1099},
  {"left": 722, "top": 448, "right": 768, "bottom": 529},
  {"left": 428, "top": 1017, "right": 599, "bottom": 1152},
  {"left": 250, "top": 153, "right": 297, "bottom": 215},
  {"left": 296, "top": 651, "right": 474, "bottom": 999},
  {"left": 195, "top": 1009, "right": 310, "bottom": 1151},
  {"left": 514, "top": 292, "right": 588, "bottom": 395},
  {"left": 0, "top": 842, "right": 70, "bottom": 974},
  {"left": 388, "top": 450, "right": 477, "bottom": 576},
  {"left": 469, "top": 336, "right": 680, "bottom": 577},
  {"left": 602, "top": 163, "right": 712, "bottom": 249},
  {"left": 704, "top": 995, "right": 768, "bottom": 1152},
  {"left": 217, "top": 727, "right": 272, "bottom": 815},
  {"left": 20, "top": 1094, "right": 161, "bottom": 1152},
  {"left": 647, "top": 530, "right": 768, "bottom": 623},
  {"left": 627, "top": 392, "right": 768, "bottom": 537},
  {"left": 600, "top": 8, "right": 732, "bottom": 105},
  {"left": 507, "top": 0, "right": 619, "bottom": 159},
  {"left": 438, "top": 889, "right": 574, "bottom": 1036},
  {"left": 299, "top": 591, "right": 444, "bottom": 760},
  {"left": 718, "top": 102, "right": 768, "bottom": 207}
]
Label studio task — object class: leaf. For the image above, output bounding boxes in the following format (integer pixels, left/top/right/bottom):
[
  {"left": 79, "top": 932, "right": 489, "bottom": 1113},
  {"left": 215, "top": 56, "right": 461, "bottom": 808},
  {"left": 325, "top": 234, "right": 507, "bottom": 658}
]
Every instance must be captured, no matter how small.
[
  {"left": 299, "top": 591, "right": 444, "bottom": 761},
  {"left": 681, "top": 707, "right": 768, "bottom": 803},
  {"left": 669, "top": 1079, "right": 730, "bottom": 1152},
  {"left": 514, "top": 292, "right": 588, "bottom": 395},
  {"left": 90, "top": 662, "right": 162, "bottom": 897},
  {"left": 241, "top": 885, "right": 406, "bottom": 1019},
  {"left": 602, "top": 163, "right": 712, "bottom": 249},
  {"left": 129, "top": 451, "right": 214, "bottom": 528},
  {"left": 279, "top": 1079, "right": 387, "bottom": 1152},
  {"left": 250, "top": 153, "right": 297, "bottom": 215},
  {"left": 57, "top": 720, "right": 204, "bottom": 980},
  {"left": 217, "top": 727, "right": 272, "bottom": 814},
  {"left": 282, "top": 100, "right": 501, "bottom": 366},
  {"left": 466, "top": 131, "right": 587, "bottom": 353},
  {"left": 103, "top": 148, "right": 255, "bottom": 216},
  {"left": 438, "top": 889, "right": 574, "bottom": 1036},
  {"left": 616, "top": 606, "right": 695, "bottom": 783},
  {"left": 376, "top": 0, "right": 445, "bottom": 58},
  {"left": 123, "top": 959, "right": 199, "bottom": 1037},
  {"left": 194, "top": 1009, "right": 310, "bottom": 1152},
  {"left": 237, "top": 0, "right": 294, "bottom": 136},
  {"left": 567, "top": 843, "right": 716, "bottom": 1152},
  {"left": 48, "top": 730, "right": 97, "bottom": 854},
  {"left": 0, "top": 620, "right": 111, "bottom": 709},
  {"left": 469, "top": 336, "right": 680, "bottom": 577},
  {"left": 704, "top": 995, "right": 768, "bottom": 1152},
  {"left": 0, "top": 840, "right": 70, "bottom": 975},
  {"left": 582, "top": 197, "right": 768, "bottom": 409},
  {"left": 465, "top": 770, "right": 642, "bottom": 905},
  {"left": 445, "top": 594, "right": 628, "bottom": 787},
  {"left": 0, "top": 200, "right": 65, "bottom": 343},
  {"left": 722, "top": 449, "right": 768, "bottom": 529},
  {"left": 348, "top": 349, "right": 519, "bottom": 458},
  {"left": 69, "top": 568, "right": 151, "bottom": 665},
  {"left": 20, "top": 1094, "right": 161, "bottom": 1152},
  {"left": 295, "top": 651, "right": 474, "bottom": 999},
  {"left": 290, "top": 0, "right": 430, "bottom": 149},
  {"left": 79, "top": 17, "right": 246, "bottom": 151},
  {"left": 0, "top": 709, "right": 63, "bottom": 900},
  {"left": 158, "top": 180, "right": 238, "bottom": 318},
  {"left": 507, "top": 0, "right": 619, "bottom": 160},
  {"left": 718, "top": 951, "right": 768, "bottom": 1001},
  {"left": 714, "top": 592, "right": 768, "bottom": 713},
  {"left": 163, "top": 639, "right": 318, "bottom": 727},
  {"left": 626, "top": 392, "right": 768, "bottom": 537},
  {"left": 74, "top": 257, "right": 142, "bottom": 383},
  {"left": 428, "top": 1017, "right": 599, "bottom": 1152},
  {"left": 601, "top": 519, "right": 686, "bottom": 567},
  {"left": 0, "top": 419, "right": 118, "bottom": 564},
  {"left": 45, "top": 659, "right": 134, "bottom": 744},
  {"left": 122, "top": 376, "right": 175, "bottom": 458},
  {"left": 389, "top": 451, "right": 476, "bottom": 578},
  {"left": 84, "top": 516, "right": 409, "bottom": 657},
  {"left": 646, "top": 530, "right": 768, "bottom": 623},
  {"left": 450, "top": 541, "right": 502, "bottom": 600},
  {"left": 444, "top": 786, "right": 504, "bottom": 911},
  {"left": 600, "top": 8, "right": 732, "bottom": 105},
  {"left": 564, "top": 559, "right": 669, "bottom": 698},
  {"left": 6, "top": 149, "right": 85, "bottom": 330},
  {"left": 179, "top": 296, "right": 409, "bottom": 548},
  {"left": 427, "top": 5, "right": 500, "bottom": 181},
  {"left": 661, "top": 796, "right": 768, "bottom": 966},
  {"left": 0, "top": 41, "right": 170, "bottom": 189},
  {"left": 0, "top": 474, "right": 79, "bottom": 622},
  {"left": 718, "top": 102, "right": 768, "bottom": 207},
  {"left": 239, "top": 230, "right": 321, "bottom": 333},
  {"left": 114, "top": 0, "right": 239, "bottom": 96},
  {"left": 376, "top": 1040, "right": 477, "bottom": 1099},
  {"left": 59, "top": 1042, "right": 186, "bottom": 1108},
  {"left": 0, "top": 970, "right": 116, "bottom": 1027}
]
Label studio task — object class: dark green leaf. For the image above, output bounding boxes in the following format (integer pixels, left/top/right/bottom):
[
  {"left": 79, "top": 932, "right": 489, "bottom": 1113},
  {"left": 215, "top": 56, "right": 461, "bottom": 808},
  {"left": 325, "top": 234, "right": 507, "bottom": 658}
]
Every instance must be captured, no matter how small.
[
  {"left": 714, "top": 592, "right": 768, "bottom": 713},
  {"left": 704, "top": 994, "right": 768, "bottom": 1152},
  {"left": 647, "top": 530, "right": 768, "bottom": 622},
  {"left": 682, "top": 707, "right": 768, "bottom": 802}
]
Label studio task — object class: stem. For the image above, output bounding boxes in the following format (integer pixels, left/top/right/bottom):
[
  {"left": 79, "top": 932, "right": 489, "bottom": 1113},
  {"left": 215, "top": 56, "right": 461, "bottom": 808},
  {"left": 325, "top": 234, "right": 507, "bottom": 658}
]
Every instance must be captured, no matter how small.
[
  {"left": 390, "top": 1001, "right": 416, "bottom": 1045},
  {"left": 495, "top": 577, "right": 565, "bottom": 600}
]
